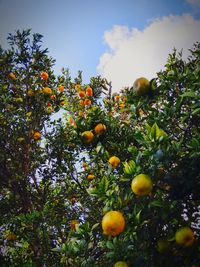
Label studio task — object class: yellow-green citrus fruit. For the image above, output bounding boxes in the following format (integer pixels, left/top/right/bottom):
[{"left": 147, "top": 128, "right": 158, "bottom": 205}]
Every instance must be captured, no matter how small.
[
  {"left": 102, "top": 210, "right": 125, "bottom": 237},
  {"left": 133, "top": 77, "right": 150, "bottom": 96},
  {"left": 131, "top": 174, "right": 153, "bottom": 196},
  {"left": 114, "top": 261, "right": 129, "bottom": 267},
  {"left": 175, "top": 227, "right": 195, "bottom": 247}
]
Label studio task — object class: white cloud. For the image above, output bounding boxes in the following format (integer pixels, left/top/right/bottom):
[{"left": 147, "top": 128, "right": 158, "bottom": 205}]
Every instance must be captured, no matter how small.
[
  {"left": 97, "top": 15, "right": 200, "bottom": 92},
  {"left": 186, "top": 0, "right": 200, "bottom": 8}
]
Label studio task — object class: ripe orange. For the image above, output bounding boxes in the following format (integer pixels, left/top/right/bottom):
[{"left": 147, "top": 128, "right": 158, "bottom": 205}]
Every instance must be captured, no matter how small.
[
  {"left": 33, "top": 131, "right": 41, "bottom": 140},
  {"left": 50, "top": 94, "right": 56, "bottom": 100},
  {"left": 131, "top": 174, "right": 153, "bottom": 196},
  {"left": 43, "top": 87, "right": 52, "bottom": 95},
  {"left": 58, "top": 85, "right": 64, "bottom": 92},
  {"left": 40, "top": 71, "right": 49, "bottom": 80},
  {"left": 86, "top": 86, "right": 93, "bottom": 97},
  {"left": 81, "top": 131, "right": 94, "bottom": 143},
  {"left": 114, "top": 261, "right": 129, "bottom": 267},
  {"left": 94, "top": 123, "right": 106, "bottom": 135},
  {"left": 102, "top": 210, "right": 125, "bottom": 236},
  {"left": 79, "top": 90, "right": 85, "bottom": 98},
  {"left": 79, "top": 100, "right": 85, "bottom": 106},
  {"left": 84, "top": 99, "right": 92, "bottom": 106},
  {"left": 115, "top": 95, "right": 121, "bottom": 101},
  {"left": 133, "top": 77, "right": 150, "bottom": 96},
  {"left": 108, "top": 156, "right": 120, "bottom": 169},
  {"left": 87, "top": 174, "right": 95, "bottom": 181},
  {"left": 60, "top": 101, "right": 65, "bottom": 106},
  {"left": 8, "top": 72, "right": 16, "bottom": 81},
  {"left": 175, "top": 227, "right": 195, "bottom": 247}
]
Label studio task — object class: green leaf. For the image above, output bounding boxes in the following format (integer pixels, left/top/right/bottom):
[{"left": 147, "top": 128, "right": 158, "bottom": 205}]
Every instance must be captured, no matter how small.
[
  {"left": 180, "top": 91, "right": 196, "bottom": 98},
  {"left": 106, "top": 241, "right": 114, "bottom": 249}
]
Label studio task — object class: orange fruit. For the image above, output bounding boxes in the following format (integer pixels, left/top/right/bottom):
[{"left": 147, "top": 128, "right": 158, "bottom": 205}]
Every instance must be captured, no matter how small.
[
  {"left": 87, "top": 174, "right": 95, "bottom": 181},
  {"left": 58, "top": 85, "right": 64, "bottom": 92},
  {"left": 114, "top": 261, "right": 129, "bottom": 267},
  {"left": 43, "top": 87, "right": 52, "bottom": 95},
  {"left": 115, "top": 95, "right": 121, "bottom": 101},
  {"left": 84, "top": 99, "right": 92, "bottom": 106},
  {"left": 79, "top": 90, "right": 85, "bottom": 98},
  {"left": 33, "top": 131, "right": 41, "bottom": 140},
  {"left": 175, "top": 227, "right": 195, "bottom": 247},
  {"left": 40, "top": 71, "right": 49, "bottom": 80},
  {"left": 131, "top": 174, "right": 153, "bottom": 196},
  {"left": 50, "top": 94, "right": 56, "bottom": 100},
  {"left": 8, "top": 72, "right": 16, "bottom": 81},
  {"left": 86, "top": 86, "right": 93, "bottom": 97},
  {"left": 60, "top": 101, "right": 65, "bottom": 106},
  {"left": 133, "top": 77, "right": 150, "bottom": 96},
  {"left": 108, "top": 156, "right": 120, "bottom": 169},
  {"left": 79, "top": 100, "right": 85, "bottom": 106},
  {"left": 81, "top": 131, "right": 94, "bottom": 143},
  {"left": 102, "top": 210, "right": 125, "bottom": 236},
  {"left": 94, "top": 123, "right": 106, "bottom": 135}
]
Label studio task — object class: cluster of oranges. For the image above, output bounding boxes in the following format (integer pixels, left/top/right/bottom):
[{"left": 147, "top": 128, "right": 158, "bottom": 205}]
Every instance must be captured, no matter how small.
[
  {"left": 81, "top": 123, "right": 107, "bottom": 144},
  {"left": 76, "top": 84, "right": 93, "bottom": 106}
]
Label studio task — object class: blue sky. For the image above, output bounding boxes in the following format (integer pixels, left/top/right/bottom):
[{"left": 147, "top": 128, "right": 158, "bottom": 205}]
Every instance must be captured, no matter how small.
[{"left": 0, "top": 0, "right": 200, "bottom": 90}]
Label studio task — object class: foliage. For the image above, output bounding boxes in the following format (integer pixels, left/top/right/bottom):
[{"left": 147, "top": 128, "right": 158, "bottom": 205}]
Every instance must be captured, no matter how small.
[{"left": 0, "top": 30, "right": 200, "bottom": 267}]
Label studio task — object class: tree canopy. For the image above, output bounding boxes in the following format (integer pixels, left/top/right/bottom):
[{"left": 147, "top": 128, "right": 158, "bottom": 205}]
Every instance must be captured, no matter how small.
[{"left": 0, "top": 29, "right": 200, "bottom": 267}]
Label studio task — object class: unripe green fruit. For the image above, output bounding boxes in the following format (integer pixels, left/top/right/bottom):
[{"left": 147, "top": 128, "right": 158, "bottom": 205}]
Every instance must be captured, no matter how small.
[
  {"left": 15, "top": 97, "right": 23, "bottom": 103},
  {"left": 133, "top": 77, "right": 150, "bottom": 96}
]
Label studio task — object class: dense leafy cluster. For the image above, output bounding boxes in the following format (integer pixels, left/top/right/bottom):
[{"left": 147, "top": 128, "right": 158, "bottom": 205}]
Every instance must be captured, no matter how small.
[{"left": 0, "top": 30, "right": 199, "bottom": 267}]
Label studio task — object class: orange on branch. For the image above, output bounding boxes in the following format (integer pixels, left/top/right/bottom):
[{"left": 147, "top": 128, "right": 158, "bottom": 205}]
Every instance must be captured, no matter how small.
[
  {"left": 86, "top": 86, "right": 93, "bottom": 97},
  {"left": 79, "top": 90, "right": 85, "bottom": 98},
  {"left": 33, "top": 131, "right": 41, "bottom": 141},
  {"left": 40, "top": 71, "right": 49, "bottom": 80},
  {"left": 175, "top": 227, "right": 195, "bottom": 247},
  {"left": 81, "top": 131, "right": 94, "bottom": 143},
  {"left": 102, "top": 211, "right": 125, "bottom": 236},
  {"left": 43, "top": 87, "right": 52, "bottom": 95},
  {"left": 94, "top": 123, "right": 106, "bottom": 135},
  {"left": 131, "top": 174, "right": 153, "bottom": 196},
  {"left": 84, "top": 99, "right": 92, "bottom": 106},
  {"left": 108, "top": 156, "right": 120, "bottom": 169}
]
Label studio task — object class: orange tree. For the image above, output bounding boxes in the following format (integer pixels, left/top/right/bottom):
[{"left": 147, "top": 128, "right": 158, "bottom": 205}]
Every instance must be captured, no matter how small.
[{"left": 0, "top": 30, "right": 200, "bottom": 266}]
